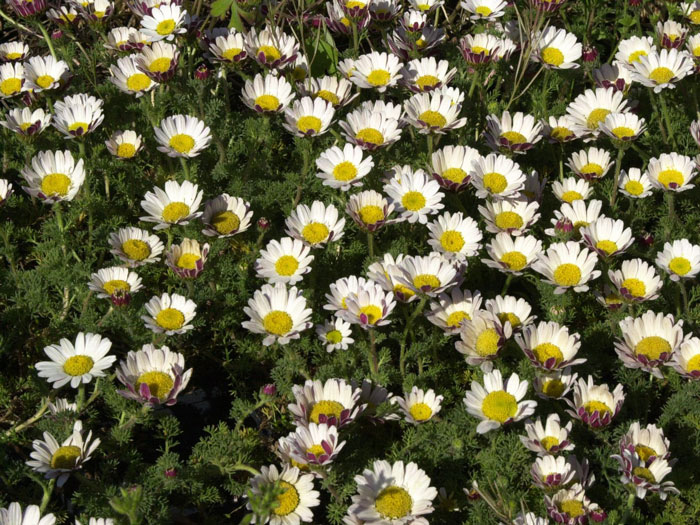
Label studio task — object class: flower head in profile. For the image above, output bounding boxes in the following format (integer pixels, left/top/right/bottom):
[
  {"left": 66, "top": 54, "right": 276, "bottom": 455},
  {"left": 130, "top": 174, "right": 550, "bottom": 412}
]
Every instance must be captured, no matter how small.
[
  {"left": 88, "top": 266, "right": 143, "bottom": 306},
  {"left": 520, "top": 413, "right": 575, "bottom": 456},
  {"left": 248, "top": 465, "right": 320, "bottom": 524},
  {"left": 0, "top": 502, "right": 55, "bottom": 525},
  {"left": 288, "top": 378, "right": 364, "bottom": 427},
  {"left": 565, "top": 375, "right": 625, "bottom": 428}
]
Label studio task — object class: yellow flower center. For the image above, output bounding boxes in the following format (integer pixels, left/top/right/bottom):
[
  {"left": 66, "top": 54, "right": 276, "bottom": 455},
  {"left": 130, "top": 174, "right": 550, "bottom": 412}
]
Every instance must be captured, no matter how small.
[
  {"left": 316, "top": 90, "right": 339, "bottom": 105},
  {"left": 669, "top": 256, "right": 691, "bottom": 276},
  {"left": 212, "top": 210, "right": 240, "bottom": 235},
  {"left": 309, "top": 400, "right": 344, "bottom": 424},
  {"left": 483, "top": 172, "right": 508, "bottom": 194},
  {"left": 635, "top": 444, "right": 658, "bottom": 462},
  {"left": 168, "top": 133, "right": 195, "bottom": 154},
  {"left": 686, "top": 354, "right": 700, "bottom": 372},
  {"left": 393, "top": 284, "right": 415, "bottom": 299},
  {"left": 495, "top": 211, "right": 524, "bottom": 230},
  {"left": 4, "top": 52, "right": 22, "bottom": 60},
  {"left": 41, "top": 173, "right": 71, "bottom": 197},
  {"left": 296, "top": 115, "right": 322, "bottom": 134},
  {"left": 136, "top": 370, "right": 174, "bottom": 399},
  {"left": 306, "top": 444, "right": 326, "bottom": 457},
  {"left": 116, "top": 143, "right": 137, "bottom": 158},
  {"left": 409, "top": 402, "right": 432, "bottom": 421},
  {"left": 621, "top": 277, "right": 647, "bottom": 298},
  {"left": 694, "top": 46, "right": 700, "bottom": 57},
  {"left": 658, "top": 169, "right": 684, "bottom": 188},
  {"left": 176, "top": 252, "right": 200, "bottom": 270},
  {"left": 470, "top": 46, "right": 489, "bottom": 55},
  {"left": 255, "top": 94, "right": 280, "bottom": 112},
  {"left": 595, "top": 240, "right": 618, "bottom": 256},
  {"left": 36, "top": 74, "right": 55, "bottom": 89},
  {"left": 551, "top": 126, "right": 572, "bottom": 141},
  {"left": 560, "top": 500, "right": 585, "bottom": 518},
  {"left": 416, "top": 74, "right": 440, "bottom": 90},
  {"left": 475, "top": 5, "right": 492, "bottom": 16},
  {"left": 358, "top": 205, "right": 384, "bottom": 225},
  {"left": 68, "top": 121, "right": 89, "bottom": 135},
  {"left": 612, "top": 126, "right": 636, "bottom": 139},
  {"left": 417, "top": 3, "right": 430, "bottom": 10},
  {"left": 356, "top": 128, "right": 384, "bottom": 145},
  {"left": 222, "top": 47, "right": 242, "bottom": 61},
  {"left": 63, "top": 355, "right": 94, "bottom": 376},
  {"left": 632, "top": 466, "right": 656, "bottom": 483},
  {"left": 332, "top": 161, "right": 357, "bottom": 181},
  {"left": 649, "top": 66, "right": 675, "bottom": 84},
  {"left": 301, "top": 222, "right": 329, "bottom": 244},
  {"left": 501, "top": 131, "right": 527, "bottom": 144},
  {"left": 635, "top": 336, "right": 671, "bottom": 360},
  {"left": 0, "top": 78, "right": 21, "bottom": 96},
  {"left": 263, "top": 310, "right": 293, "bottom": 335},
  {"left": 500, "top": 251, "right": 528, "bottom": 271},
  {"left": 122, "top": 239, "right": 150, "bottom": 260},
  {"left": 579, "top": 163, "right": 602, "bottom": 177},
  {"left": 541, "top": 378, "right": 566, "bottom": 398},
  {"left": 497, "top": 312, "right": 521, "bottom": 329},
  {"left": 439, "top": 230, "right": 464, "bottom": 252},
  {"left": 375, "top": 486, "right": 413, "bottom": 519},
  {"left": 401, "top": 191, "right": 426, "bottom": 211},
  {"left": 367, "top": 69, "right": 391, "bottom": 86},
  {"left": 275, "top": 255, "right": 299, "bottom": 276},
  {"left": 586, "top": 108, "right": 610, "bottom": 130},
  {"left": 161, "top": 202, "right": 190, "bottom": 223},
  {"left": 359, "top": 304, "right": 382, "bottom": 324},
  {"left": 584, "top": 400, "right": 611, "bottom": 415},
  {"left": 475, "top": 328, "right": 501, "bottom": 356},
  {"left": 155, "top": 308, "right": 185, "bottom": 330},
  {"left": 413, "top": 274, "right": 440, "bottom": 290},
  {"left": 325, "top": 329, "right": 343, "bottom": 344},
  {"left": 446, "top": 310, "right": 470, "bottom": 327},
  {"left": 419, "top": 110, "right": 447, "bottom": 128},
  {"left": 628, "top": 50, "right": 647, "bottom": 63},
  {"left": 50, "top": 445, "right": 82, "bottom": 469},
  {"left": 126, "top": 73, "right": 151, "bottom": 92},
  {"left": 345, "top": 0, "right": 366, "bottom": 7},
  {"left": 441, "top": 167, "right": 467, "bottom": 183},
  {"left": 19, "top": 122, "right": 32, "bottom": 132},
  {"left": 624, "top": 180, "right": 644, "bottom": 195},
  {"left": 553, "top": 264, "right": 581, "bottom": 287},
  {"left": 541, "top": 47, "right": 564, "bottom": 66},
  {"left": 573, "top": 220, "right": 589, "bottom": 229},
  {"left": 561, "top": 190, "right": 582, "bottom": 203},
  {"left": 690, "top": 10, "right": 700, "bottom": 24},
  {"left": 533, "top": 343, "right": 564, "bottom": 365},
  {"left": 156, "top": 19, "right": 176, "bottom": 35},
  {"left": 148, "top": 57, "right": 172, "bottom": 73},
  {"left": 273, "top": 481, "right": 300, "bottom": 516},
  {"left": 481, "top": 390, "right": 517, "bottom": 423},
  {"left": 103, "top": 279, "right": 130, "bottom": 295},
  {"left": 257, "top": 45, "right": 281, "bottom": 63},
  {"left": 541, "top": 436, "right": 560, "bottom": 451}
]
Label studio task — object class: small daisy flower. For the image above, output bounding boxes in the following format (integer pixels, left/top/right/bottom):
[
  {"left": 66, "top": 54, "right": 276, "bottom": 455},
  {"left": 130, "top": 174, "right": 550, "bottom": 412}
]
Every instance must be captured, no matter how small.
[
  {"left": 285, "top": 422, "right": 346, "bottom": 467},
  {"left": 656, "top": 239, "right": 700, "bottom": 281},
  {"left": 397, "top": 386, "right": 443, "bottom": 424},
  {"left": 288, "top": 378, "right": 363, "bottom": 427},
  {"left": 615, "top": 310, "right": 683, "bottom": 377},
  {"left": 532, "top": 241, "right": 601, "bottom": 294},
  {"left": 241, "top": 73, "right": 295, "bottom": 113},
  {"left": 430, "top": 144, "right": 480, "bottom": 192},
  {"left": 26, "top": 421, "right": 100, "bottom": 487},
  {"left": 533, "top": 26, "right": 582, "bottom": 69},
  {"left": 283, "top": 96, "right": 335, "bottom": 137},
  {"left": 346, "top": 190, "right": 396, "bottom": 232},
  {"left": 426, "top": 288, "right": 482, "bottom": 335},
  {"left": 516, "top": 321, "right": 585, "bottom": 371},
  {"left": 593, "top": 61, "right": 633, "bottom": 92},
  {"left": 397, "top": 253, "right": 460, "bottom": 297},
  {"left": 541, "top": 115, "right": 586, "bottom": 143},
  {"left": 21, "top": 150, "right": 85, "bottom": 204},
  {"left": 316, "top": 143, "right": 374, "bottom": 190},
  {"left": 201, "top": 194, "right": 253, "bottom": 238},
  {"left": 350, "top": 460, "right": 437, "bottom": 523},
  {"left": 324, "top": 275, "right": 369, "bottom": 313},
  {"left": 531, "top": 454, "right": 578, "bottom": 489},
  {"left": 669, "top": 336, "right": 700, "bottom": 379},
  {"left": 105, "top": 130, "right": 143, "bottom": 159},
  {"left": 24, "top": 56, "right": 70, "bottom": 92},
  {"left": 683, "top": 1, "right": 700, "bottom": 25},
  {"left": 616, "top": 35, "right": 656, "bottom": 66},
  {"left": 619, "top": 167, "right": 653, "bottom": 198},
  {"left": 0, "top": 503, "right": 55, "bottom": 525},
  {"left": 116, "top": 344, "right": 192, "bottom": 407},
  {"left": 88, "top": 266, "right": 143, "bottom": 306},
  {"left": 104, "top": 26, "right": 142, "bottom": 52},
  {"left": 686, "top": 33, "right": 700, "bottom": 58},
  {"left": 369, "top": 0, "right": 401, "bottom": 21},
  {"left": 367, "top": 253, "right": 418, "bottom": 303},
  {"left": 79, "top": 0, "right": 115, "bottom": 22},
  {"left": 256, "top": 237, "right": 314, "bottom": 285},
  {"left": 522, "top": 170, "right": 546, "bottom": 202},
  {"left": 547, "top": 199, "right": 604, "bottom": 237},
  {"left": 471, "top": 153, "right": 526, "bottom": 200},
  {"left": 520, "top": 413, "right": 575, "bottom": 456},
  {"left": 140, "top": 180, "right": 203, "bottom": 230},
  {"left": 456, "top": 311, "right": 512, "bottom": 365},
  {"left": 580, "top": 217, "right": 634, "bottom": 258},
  {"left": 486, "top": 111, "right": 543, "bottom": 154},
  {"left": 400, "top": 57, "right": 456, "bottom": 92},
  {"left": 460, "top": 0, "right": 508, "bottom": 20},
  {"left": 533, "top": 367, "right": 578, "bottom": 400},
  {"left": 479, "top": 199, "right": 541, "bottom": 236},
  {"left": 0, "top": 41, "right": 30, "bottom": 61},
  {"left": 609, "top": 259, "right": 663, "bottom": 303},
  {"left": 339, "top": 109, "right": 402, "bottom": 151},
  {"left": 165, "top": 238, "right": 209, "bottom": 279},
  {"left": 657, "top": 19, "right": 688, "bottom": 49},
  {"left": 0, "top": 62, "right": 24, "bottom": 98},
  {"left": 552, "top": 177, "right": 593, "bottom": 204},
  {"left": 618, "top": 421, "right": 671, "bottom": 462},
  {"left": 136, "top": 41, "right": 180, "bottom": 82},
  {"left": 611, "top": 450, "right": 679, "bottom": 500},
  {"left": 567, "top": 147, "right": 613, "bottom": 180},
  {"left": 110, "top": 55, "right": 158, "bottom": 97},
  {"left": 316, "top": 317, "right": 354, "bottom": 352},
  {"left": 154, "top": 114, "right": 211, "bottom": 158},
  {"left": 565, "top": 376, "right": 625, "bottom": 428},
  {"left": 142, "top": 293, "right": 197, "bottom": 336},
  {"left": 243, "top": 283, "right": 312, "bottom": 346},
  {"left": 208, "top": 31, "right": 247, "bottom": 64},
  {"left": 140, "top": 4, "right": 187, "bottom": 42},
  {"left": 109, "top": 227, "right": 164, "bottom": 267},
  {"left": 403, "top": 91, "right": 467, "bottom": 134},
  {"left": 427, "top": 211, "right": 482, "bottom": 261},
  {"left": 483, "top": 233, "right": 542, "bottom": 275},
  {"left": 600, "top": 112, "right": 647, "bottom": 142},
  {"left": 566, "top": 87, "right": 629, "bottom": 137},
  {"left": 630, "top": 48, "right": 694, "bottom": 92},
  {"left": 464, "top": 369, "right": 537, "bottom": 434},
  {"left": 340, "top": 281, "right": 397, "bottom": 329},
  {"left": 407, "top": 0, "right": 442, "bottom": 12},
  {"left": 0, "top": 107, "right": 51, "bottom": 136},
  {"left": 302, "top": 75, "right": 356, "bottom": 108},
  {"left": 646, "top": 152, "right": 696, "bottom": 191},
  {"left": 485, "top": 295, "right": 535, "bottom": 332},
  {"left": 351, "top": 51, "right": 403, "bottom": 92},
  {"left": 0, "top": 179, "right": 12, "bottom": 205},
  {"left": 286, "top": 201, "right": 345, "bottom": 248},
  {"left": 384, "top": 168, "right": 444, "bottom": 224},
  {"left": 36, "top": 333, "right": 115, "bottom": 389},
  {"left": 47, "top": 398, "right": 77, "bottom": 414},
  {"left": 248, "top": 465, "right": 320, "bottom": 524},
  {"left": 51, "top": 94, "right": 104, "bottom": 139},
  {"left": 245, "top": 26, "right": 299, "bottom": 69}
]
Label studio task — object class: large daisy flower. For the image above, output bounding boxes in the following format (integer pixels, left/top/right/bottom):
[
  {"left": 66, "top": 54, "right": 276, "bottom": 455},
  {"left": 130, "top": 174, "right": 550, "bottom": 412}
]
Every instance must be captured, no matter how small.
[
  {"left": 0, "top": 62, "right": 24, "bottom": 98},
  {"left": 339, "top": 109, "right": 402, "bottom": 151},
  {"left": 580, "top": 217, "right": 634, "bottom": 258},
  {"left": 516, "top": 321, "right": 585, "bottom": 371},
  {"left": 483, "top": 233, "right": 542, "bottom": 275},
  {"left": 51, "top": 93, "right": 104, "bottom": 139},
  {"left": 600, "top": 111, "right": 647, "bottom": 142},
  {"left": 611, "top": 450, "right": 679, "bottom": 500},
  {"left": 21, "top": 150, "right": 85, "bottom": 204},
  {"left": 23, "top": 56, "right": 70, "bottom": 92},
  {"left": 396, "top": 386, "right": 443, "bottom": 424},
  {"left": 645, "top": 152, "right": 696, "bottom": 192},
  {"left": 520, "top": 413, "right": 575, "bottom": 456},
  {"left": 346, "top": 190, "right": 396, "bottom": 232},
  {"left": 339, "top": 281, "right": 397, "bottom": 329},
  {"left": 426, "top": 211, "right": 482, "bottom": 261},
  {"left": 400, "top": 56, "right": 456, "bottom": 92},
  {"left": 471, "top": 153, "right": 525, "bottom": 200},
  {"left": 544, "top": 199, "right": 604, "bottom": 237},
  {"left": 109, "top": 55, "right": 157, "bottom": 97},
  {"left": 154, "top": 114, "right": 211, "bottom": 158},
  {"left": 552, "top": 177, "right": 593, "bottom": 204},
  {"left": 367, "top": 253, "right": 417, "bottom": 303},
  {"left": 609, "top": 259, "right": 663, "bottom": 303},
  {"left": 139, "top": 180, "right": 203, "bottom": 230},
  {"left": 139, "top": 4, "right": 187, "bottom": 42},
  {"left": 285, "top": 201, "right": 345, "bottom": 248},
  {"left": 301, "top": 75, "right": 356, "bottom": 108},
  {"left": 283, "top": 97, "right": 335, "bottom": 137},
  {"left": 208, "top": 31, "right": 247, "bottom": 64},
  {"left": 402, "top": 91, "right": 466, "bottom": 134},
  {"left": 105, "top": 130, "right": 144, "bottom": 159},
  {"left": 565, "top": 87, "right": 629, "bottom": 138},
  {"left": 486, "top": 111, "right": 543, "bottom": 154},
  {"left": 533, "top": 27, "right": 582, "bottom": 69},
  {"left": 0, "top": 107, "right": 51, "bottom": 137},
  {"left": 426, "top": 288, "right": 482, "bottom": 335},
  {"left": 316, "top": 317, "right": 354, "bottom": 352},
  {"left": 324, "top": 275, "right": 370, "bottom": 313},
  {"left": 655, "top": 238, "right": 700, "bottom": 281},
  {"left": 108, "top": 226, "right": 164, "bottom": 267},
  {"left": 351, "top": 51, "right": 403, "bottom": 92},
  {"left": 618, "top": 167, "right": 653, "bottom": 198},
  {"left": 88, "top": 266, "right": 143, "bottom": 306},
  {"left": 565, "top": 375, "right": 625, "bottom": 428},
  {"left": 316, "top": 143, "right": 374, "bottom": 190},
  {"left": 0, "top": 503, "right": 55, "bottom": 525},
  {"left": 532, "top": 241, "right": 600, "bottom": 294},
  {"left": 668, "top": 336, "right": 700, "bottom": 379},
  {"left": 396, "top": 253, "right": 460, "bottom": 297},
  {"left": 384, "top": 167, "right": 444, "bottom": 224},
  {"left": 165, "top": 238, "right": 209, "bottom": 279},
  {"left": 615, "top": 35, "right": 656, "bottom": 66},
  {"left": 567, "top": 147, "right": 613, "bottom": 180},
  {"left": 255, "top": 237, "right": 314, "bottom": 285},
  {"left": 242, "top": 283, "right": 312, "bottom": 346},
  {"left": 541, "top": 115, "right": 586, "bottom": 143},
  {"left": 241, "top": 73, "right": 295, "bottom": 113},
  {"left": 630, "top": 48, "right": 694, "bottom": 92},
  {"left": 248, "top": 465, "right": 320, "bottom": 524},
  {"left": 485, "top": 294, "right": 536, "bottom": 332},
  {"left": 142, "top": 293, "right": 197, "bottom": 335},
  {"left": 456, "top": 311, "right": 512, "bottom": 365},
  {"left": 244, "top": 26, "right": 299, "bottom": 69},
  {"left": 288, "top": 378, "right": 363, "bottom": 427},
  {"left": 285, "top": 422, "right": 346, "bottom": 466},
  {"left": 136, "top": 41, "right": 180, "bottom": 82},
  {"left": 430, "top": 144, "right": 480, "bottom": 192},
  {"left": 36, "top": 333, "right": 115, "bottom": 389},
  {"left": 201, "top": 194, "right": 253, "bottom": 238},
  {"left": 478, "top": 199, "right": 541, "bottom": 236},
  {"left": 460, "top": 0, "right": 508, "bottom": 20}
]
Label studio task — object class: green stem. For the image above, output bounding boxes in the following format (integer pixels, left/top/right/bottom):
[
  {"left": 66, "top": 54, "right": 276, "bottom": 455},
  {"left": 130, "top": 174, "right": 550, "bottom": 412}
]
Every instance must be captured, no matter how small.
[
  {"left": 610, "top": 147, "right": 625, "bottom": 208},
  {"left": 4, "top": 396, "right": 52, "bottom": 436},
  {"left": 679, "top": 279, "right": 689, "bottom": 317},
  {"left": 501, "top": 274, "right": 514, "bottom": 296},
  {"left": 54, "top": 203, "right": 64, "bottom": 232},
  {"left": 399, "top": 297, "right": 427, "bottom": 377},
  {"left": 468, "top": 70, "right": 479, "bottom": 99},
  {"left": 35, "top": 20, "right": 58, "bottom": 60},
  {"left": 367, "top": 231, "right": 374, "bottom": 259},
  {"left": 180, "top": 157, "right": 191, "bottom": 181},
  {"left": 426, "top": 133, "right": 433, "bottom": 158},
  {"left": 76, "top": 383, "right": 86, "bottom": 412},
  {"left": 39, "top": 479, "right": 55, "bottom": 513},
  {"left": 665, "top": 192, "right": 676, "bottom": 241},
  {"left": 368, "top": 328, "right": 378, "bottom": 378},
  {"left": 0, "top": 7, "right": 35, "bottom": 33},
  {"left": 619, "top": 492, "right": 636, "bottom": 525},
  {"left": 78, "top": 140, "right": 86, "bottom": 160},
  {"left": 658, "top": 92, "right": 678, "bottom": 150},
  {"left": 351, "top": 20, "right": 360, "bottom": 58},
  {"left": 558, "top": 145, "right": 564, "bottom": 182}
]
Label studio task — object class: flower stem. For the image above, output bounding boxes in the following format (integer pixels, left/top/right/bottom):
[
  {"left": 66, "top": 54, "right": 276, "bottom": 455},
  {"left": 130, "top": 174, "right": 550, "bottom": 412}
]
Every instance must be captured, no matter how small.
[
  {"left": 351, "top": 21, "right": 360, "bottom": 58},
  {"left": 501, "top": 274, "right": 513, "bottom": 296},
  {"left": 367, "top": 231, "right": 374, "bottom": 259},
  {"left": 35, "top": 20, "right": 58, "bottom": 60},
  {"left": 658, "top": 92, "right": 678, "bottom": 151},
  {"left": 665, "top": 192, "right": 676, "bottom": 241},
  {"left": 180, "top": 157, "right": 191, "bottom": 181},
  {"left": 78, "top": 139, "right": 86, "bottom": 160},
  {"left": 76, "top": 383, "right": 86, "bottom": 412},
  {"left": 679, "top": 279, "right": 689, "bottom": 318},
  {"left": 468, "top": 70, "right": 479, "bottom": 99},
  {"left": 368, "top": 329, "right": 379, "bottom": 378},
  {"left": 619, "top": 492, "right": 636, "bottom": 525},
  {"left": 39, "top": 479, "right": 55, "bottom": 513},
  {"left": 610, "top": 147, "right": 625, "bottom": 208},
  {"left": 399, "top": 296, "right": 427, "bottom": 377}
]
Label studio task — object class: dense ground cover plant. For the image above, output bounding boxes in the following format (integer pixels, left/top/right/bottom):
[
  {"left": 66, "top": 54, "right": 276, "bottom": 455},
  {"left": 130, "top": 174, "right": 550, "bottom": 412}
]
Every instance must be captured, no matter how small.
[{"left": 3, "top": 0, "right": 700, "bottom": 523}]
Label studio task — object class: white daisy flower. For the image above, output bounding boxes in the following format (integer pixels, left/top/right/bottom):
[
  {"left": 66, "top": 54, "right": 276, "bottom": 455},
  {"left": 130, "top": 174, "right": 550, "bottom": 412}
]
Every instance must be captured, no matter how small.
[
  {"left": 244, "top": 26, "right": 299, "bottom": 69},
  {"left": 618, "top": 421, "right": 671, "bottom": 463},
  {"left": 600, "top": 111, "right": 647, "bottom": 142},
  {"left": 315, "top": 143, "right": 374, "bottom": 190},
  {"left": 0, "top": 503, "right": 54, "bottom": 525},
  {"left": 316, "top": 317, "right": 354, "bottom": 352},
  {"left": 397, "top": 253, "right": 460, "bottom": 297},
  {"left": 208, "top": 31, "right": 247, "bottom": 63},
  {"left": 565, "top": 87, "right": 629, "bottom": 137},
  {"left": 104, "top": 130, "right": 143, "bottom": 160},
  {"left": 483, "top": 233, "right": 542, "bottom": 275},
  {"left": 484, "top": 295, "right": 535, "bottom": 332},
  {"left": 242, "top": 283, "right": 312, "bottom": 346},
  {"left": 541, "top": 115, "right": 586, "bottom": 143},
  {"left": 510, "top": 513, "right": 549, "bottom": 525},
  {"left": 285, "top": 201, "right": 345, "bottom": 248},
  {"left": 593, "top": 61, "right": 634, "bottom": 93},
  {"left": 407, "top": 0, "right": 442, "bottom": 12},
  {"left": 350, "top": 460, "right": 437, "bottom": 523},
  {"left": 346, "top": 189, "right": 396, "bottom": 232},
  {"left": 51, "top": 94, "right": 104, "bottom": 139},
  {"left": 339, "top": 281, "right": 397, "bottom": 329},
  {"left": 516, "top": 321, "right": 585, "bottom": 371},
  {"left": 26, "top": 421, "right": 100, "bottom": 487},
  {"left": 456, "top": 311, "right": 512, "bottom": 365},
  {"left": 256, "top": 237, "right": 314, "bottom": 285},
  {"left": 139, "top": 180, "right": 203, "bottom": 230},
  {"left": 337, "top": 57, "right": 356, "bottom": 79},
  {"left": 0, "top": 179, "right": 12, "bottom": 205},
  {"left": 324, "top": 275, "right": 370, "bottom": 313},
  {"left": 165, "top": 238, "right": 209, "bottom": 279},
  {"left": 339, "top": 109, "right": 402, "bottom": 151},
  {"left": 21, "top": 150, "right": 85, "bottom": 203},
  {"left": 288, "top": 378, "right": 363, "bottom": 427},
  {"left": 646, "top": 152, "right": 696, "bottom": 192},
  {"left": 613, "top": 451, "right": 679, "bottom": 501},
  {"left": 242, "top": 73, "right": 296, "bottom": 113},
  {"left": 400, "top": 57, "right": 456, "bottom": 92},
  {"left": 659, "top": 19, "right": 688, "bottom": 48},
  {"left": 464, "top": 369, "right": 537, "bottom": 434},
  {"left": 201, "top": 194, "right": 253, "bottom": 238},
  {"left": 615, "top": 310, "right": 683, "bottom": 377},
  {"left": 36, "top": 333, "right": 115, "bottom": 389},
  {"left": 616, "top": 35, "right": 656, "bottom": 66},
  {"left": 534, "top": 26, "right": 582, "bottom": 69},
  {"left": 460, "top": 0, "right": 507, "bottom": 20},
  {"left": 0, "top": 62, "right": 24, "bottom": 98},
  {"left": 552, "top": 177, "right": 593, "bottom": 204},
  {"left": 486, "top": 111, "right": 543, "bottom": 154},
  {"left": 0, "top": 107, "right": 51, "bottom": 137},
  {"left": 384, "top": 168, "right": 444, "bottom": 224},
  {"left": 367, "top": 253, "right": 418, "bottom": 303},
  {"left": 23, "top": 56, "right": 70, "bottom": 92},
  {"left": 471, "top": 153, "right": 525, "bottom": 200},
  {"left": 533, "top": 367, "right": 578, "bottom": 400},
  {"left": 430, "top": 144, "right": 480, "bottom": 192},
  {"left": 88, "top": 266, "right": 143, "bottom": 306},
  {"left": 532, "top": 241, "right": 601, "bottom": 294},
  {"left": 567, "top": 147, "right": 613, "bottom": 180},
  {"left": 619, "top": 167, "right": 653, "bottom": 198},
  {"left": 154, "top": 114, "right": 211, "bottom": 158},
  {"left": 248, "top": 465, "right": 320, "bottom": 523},
  {"left": 301, "top": 75, "right": 356, "bottom": 108},
  {"left": 531, "top": 454, "right": 577, "bottom": 489},
  {"left": 48, "top": 398, "right": 77, "bottom": 414},
  {"left": 478, "top": 199, "right": 541, "bottom": 236},
  {"left": 350, "top": 51, "right": 403, "bottom": 92},
  {"left": 686, "top": 32, "right": 700, "bottom": 58},
  {"left": 609, "top": 259, "right": 663, "bottom": 303},
  {"left": 397, "top": 386, "right": 443, "bottom": 425},
  {"left": 459, "top": 33, "right": 514, "bottom": 65},
  {"left": 682, "top": 1, "right": 700, "bottom": 24},
  {"left": 402, "top": 91, "right": 467, "bottom": 134},
  {"left": 426, "top": 288, "right": 482, "bottom": 335},
  {"left": 520, "top": 413, "right": 575, "bottom": 456},
  {"left": 544, "top": 199, "right": 604, "bottom": 237},
  {"left": 109, "top": 55, "right": 157, "bottom": 97},
  {"left": 283, "top": 96, "right": 335, "bottom": 137},
  {"left": 630, "top": 48, "right": 694, "bottom": 92},
  {"left": 580, "top": 217, "right": 634, "bottom": 258},
  {"left": 285, "top": 422, "right": 346, "bottom": 467},
  {"left": 142, "top": 293, "right": 196, "bottom": 335},
  {"left": 426, "top": 211, "right": 482, "bottom": 261},
  {"left": 140, "top": 4, "right": 187, "bottom": 42},
  {"left": 545, "top": 484, "right": 600, "bottom": 524},
  {"left": 108, "top": 226, "right": 164, "bottom": 267},
  {"left": 0, "top": 41, "right": 30, "bottom": 61},
  {"left": 104, "top": 26, "right": 142, "bottom": 52},
  {"left": 669, "top": 336, "right": 700, "bottom": 379},
  {"left": 656, "top": 238, "right": 700, "bottom": 281},
  {"left": 565, "top": 376, "right": 625, "bottom": 428},
  {"left": 136, "top": 41, "right": 180, "bottom": 82}
]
